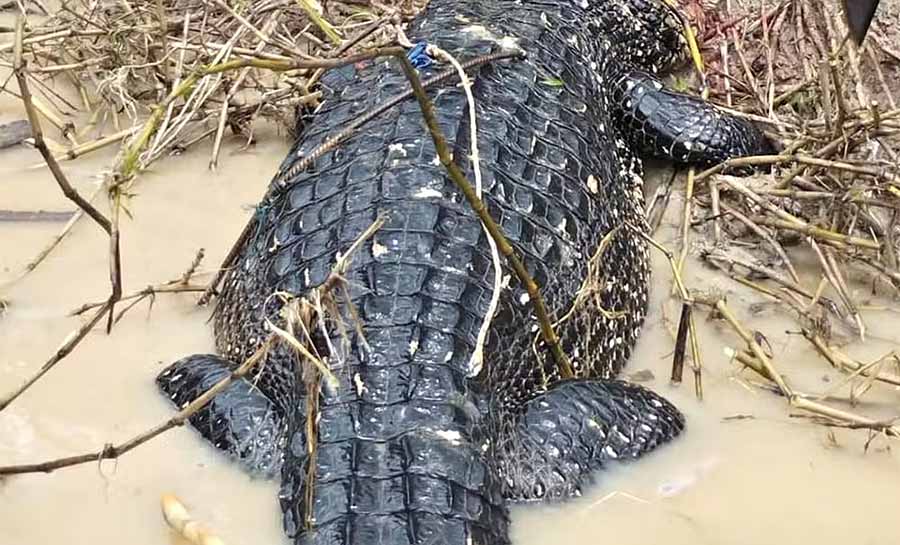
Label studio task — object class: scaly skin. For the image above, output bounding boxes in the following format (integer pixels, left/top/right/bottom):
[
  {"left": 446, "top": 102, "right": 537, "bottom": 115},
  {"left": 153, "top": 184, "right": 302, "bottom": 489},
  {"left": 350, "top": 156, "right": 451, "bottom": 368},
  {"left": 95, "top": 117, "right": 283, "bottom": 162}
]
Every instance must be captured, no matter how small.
[{"left": 157, "top": 0, "right": 774, "bottom": 543}]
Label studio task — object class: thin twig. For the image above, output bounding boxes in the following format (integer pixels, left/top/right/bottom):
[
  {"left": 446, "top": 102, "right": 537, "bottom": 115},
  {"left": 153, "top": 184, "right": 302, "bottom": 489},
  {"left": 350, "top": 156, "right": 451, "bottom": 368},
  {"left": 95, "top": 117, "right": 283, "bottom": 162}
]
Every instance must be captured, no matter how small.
[
  {"left": 393, "top": 52, "right": 574, "bottom": 379},
  {"left": 12, "top": 16, "right": 110, "bottom": 234},
  {"left": 0, "top": 337, "right": 273, "bottom": 474},
  {"left": 0, "top": 302, "right": 111, "bottom": 412},
  {"left": 199, "top": 49, "right": 524, "bottom": 305}
]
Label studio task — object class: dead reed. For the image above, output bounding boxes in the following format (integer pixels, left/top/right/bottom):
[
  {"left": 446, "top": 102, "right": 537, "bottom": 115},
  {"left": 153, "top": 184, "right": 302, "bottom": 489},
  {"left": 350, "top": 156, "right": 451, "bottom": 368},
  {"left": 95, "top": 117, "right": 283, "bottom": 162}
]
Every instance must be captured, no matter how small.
[{"left": 659, "top": 0, "right": 900, "bottom": 440}]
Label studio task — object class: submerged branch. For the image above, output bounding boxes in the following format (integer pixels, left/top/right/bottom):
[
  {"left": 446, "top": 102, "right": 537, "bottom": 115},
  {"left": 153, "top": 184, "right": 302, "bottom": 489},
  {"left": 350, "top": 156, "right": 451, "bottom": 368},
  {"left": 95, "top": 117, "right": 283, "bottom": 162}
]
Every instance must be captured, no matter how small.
[
  {"left": 3, "top": 16, "right": 123, "bottom": 410},
  {"left": 0, "top": 302, "right": 111, "bottom": 413},
  {"left": 0, "top": 338, "right": 273, "bottom": 475}
]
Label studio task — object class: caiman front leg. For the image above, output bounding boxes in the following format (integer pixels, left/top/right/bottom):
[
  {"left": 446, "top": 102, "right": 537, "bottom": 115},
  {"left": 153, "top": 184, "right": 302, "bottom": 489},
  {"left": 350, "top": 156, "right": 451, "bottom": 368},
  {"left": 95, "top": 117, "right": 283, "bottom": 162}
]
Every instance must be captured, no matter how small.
[
  {"left": 615, "top": 70, "right": 776, "bottom": 165},
  {"left": 496, "top": 379, "right": 684, "bottom": 501},
  {"left": 157, "top": 354, "right": 288, "bottom": 478}
]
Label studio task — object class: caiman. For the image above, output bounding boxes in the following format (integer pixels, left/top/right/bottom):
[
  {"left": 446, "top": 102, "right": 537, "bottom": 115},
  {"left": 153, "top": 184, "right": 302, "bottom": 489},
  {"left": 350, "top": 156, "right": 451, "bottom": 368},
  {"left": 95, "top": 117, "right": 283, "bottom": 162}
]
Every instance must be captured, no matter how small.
[{"left": 156, "top": 0, "right": 774, "bottom": 543}]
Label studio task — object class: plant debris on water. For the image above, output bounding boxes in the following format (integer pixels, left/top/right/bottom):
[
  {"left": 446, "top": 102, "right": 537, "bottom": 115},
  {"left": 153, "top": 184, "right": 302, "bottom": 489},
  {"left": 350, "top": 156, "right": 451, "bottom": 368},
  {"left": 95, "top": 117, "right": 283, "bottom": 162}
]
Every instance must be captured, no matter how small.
[{"left": 649, "top": 0, "right": 900, "bottom": 438}]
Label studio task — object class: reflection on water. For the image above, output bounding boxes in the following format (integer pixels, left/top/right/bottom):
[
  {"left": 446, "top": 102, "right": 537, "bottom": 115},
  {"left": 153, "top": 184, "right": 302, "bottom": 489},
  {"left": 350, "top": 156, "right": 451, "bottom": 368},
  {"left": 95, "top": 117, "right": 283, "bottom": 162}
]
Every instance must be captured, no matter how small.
[{"left": 1, "top": 96, "right": 899, "bottom": 545}]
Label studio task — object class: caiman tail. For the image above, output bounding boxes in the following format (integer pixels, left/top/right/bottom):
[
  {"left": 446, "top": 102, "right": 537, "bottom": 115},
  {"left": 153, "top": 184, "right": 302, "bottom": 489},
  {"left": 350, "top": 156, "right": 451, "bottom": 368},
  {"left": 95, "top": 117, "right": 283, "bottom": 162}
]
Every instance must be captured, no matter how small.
[{"left": 277, "top": 332, "right": 508, "bottom": 544}]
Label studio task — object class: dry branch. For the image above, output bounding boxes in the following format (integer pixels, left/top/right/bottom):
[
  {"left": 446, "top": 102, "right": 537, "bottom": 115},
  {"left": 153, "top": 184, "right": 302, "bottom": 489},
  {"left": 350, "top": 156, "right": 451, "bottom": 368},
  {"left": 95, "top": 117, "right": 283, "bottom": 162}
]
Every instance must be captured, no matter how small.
[
  {"left": 393, "top": 52, "right": 575, "bottom": 379},
  {"left": 682, "top": 1, "right": 900, "bottom": 439},
  {"left": 0, "top": 302, "right": 111, "bottom": 413},
  {"left": 0, "top": 337, "right": 272, "bottom": 475}
]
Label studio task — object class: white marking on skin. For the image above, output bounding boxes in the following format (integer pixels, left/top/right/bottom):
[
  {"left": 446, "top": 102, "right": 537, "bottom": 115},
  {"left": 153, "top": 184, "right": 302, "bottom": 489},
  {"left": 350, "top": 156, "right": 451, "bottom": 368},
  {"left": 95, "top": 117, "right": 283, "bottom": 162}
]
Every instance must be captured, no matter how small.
[
  {"left": 268, "top": 234, "right": 281, "bottom": 253},
  {"left": 461, "top": 22, "right": 490, "bottom": 33},
  {"left": 372, "top": 239, "right": 388, "bottom": 257},
  {"left": 413, "top": 187, "right": 442, "bottom": 199},
  {"left": 408, "top": 338, "right": 419, "bottom": 356},
  {"left": 497, "top": 36, "right": 521, "bottom": 51},
  {"left": 388, "top": 143, "right": 407, "bottom": 156},
  {"left": 630, "top": 170, "right": 643, "bottom": 186},
  {"left": 519, "top": 292, "right": 530, "bottom": 305},
  {"left": 434, "top": 429, "right": 463, "bottom": 445},
  {"left": 587, "top": 175, "right": 599, "bottom": 194},
  {"left": 460, "top": 25, "right": 522, "bottom": 52},
  {"left": 354, "top": 373, "right": 367, "bottom": 396}
]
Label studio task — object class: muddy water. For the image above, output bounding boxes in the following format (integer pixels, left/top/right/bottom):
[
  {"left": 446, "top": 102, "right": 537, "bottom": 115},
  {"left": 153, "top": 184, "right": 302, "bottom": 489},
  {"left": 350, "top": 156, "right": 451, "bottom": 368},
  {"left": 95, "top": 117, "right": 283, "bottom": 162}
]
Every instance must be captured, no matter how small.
[{"left": 2, "top": 80, "right": 900, "bottom": 545}]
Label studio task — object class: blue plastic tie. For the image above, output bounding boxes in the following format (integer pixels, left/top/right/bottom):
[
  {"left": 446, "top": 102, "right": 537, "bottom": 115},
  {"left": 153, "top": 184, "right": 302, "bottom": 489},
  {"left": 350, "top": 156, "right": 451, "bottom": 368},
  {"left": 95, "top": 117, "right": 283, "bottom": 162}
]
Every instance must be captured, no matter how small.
[{"left": 407, "top": 41, "right": 433, "bottom": 69}]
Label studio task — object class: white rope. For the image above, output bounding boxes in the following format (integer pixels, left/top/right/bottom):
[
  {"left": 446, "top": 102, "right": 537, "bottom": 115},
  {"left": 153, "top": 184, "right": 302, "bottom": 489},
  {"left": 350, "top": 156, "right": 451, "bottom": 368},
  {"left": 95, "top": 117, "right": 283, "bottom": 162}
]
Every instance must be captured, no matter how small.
[{"left": 427, "top": 44, "right": 503, "bottom": 376}]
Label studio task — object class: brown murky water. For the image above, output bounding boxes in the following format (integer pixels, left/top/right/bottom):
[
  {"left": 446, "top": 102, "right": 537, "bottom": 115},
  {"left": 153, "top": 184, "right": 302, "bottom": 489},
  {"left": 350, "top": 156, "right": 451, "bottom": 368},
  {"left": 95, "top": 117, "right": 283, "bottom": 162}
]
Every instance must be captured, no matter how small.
[{"left": 2, "top": 33, "right": 900, "bottom": 545}]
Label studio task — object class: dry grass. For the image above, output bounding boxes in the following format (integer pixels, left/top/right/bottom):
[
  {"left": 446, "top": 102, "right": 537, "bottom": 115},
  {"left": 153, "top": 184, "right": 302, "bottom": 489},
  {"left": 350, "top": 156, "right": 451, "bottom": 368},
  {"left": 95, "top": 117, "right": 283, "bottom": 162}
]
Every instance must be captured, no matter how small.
[
  {"left": 33, "top": 1, "right": 432, "bottom": 168},
  {"left": 656, "top": 0, "right": 900, "bottom": 439},
  {"left": 1, "top": 0, "right": 421, "bottom": 171}
]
